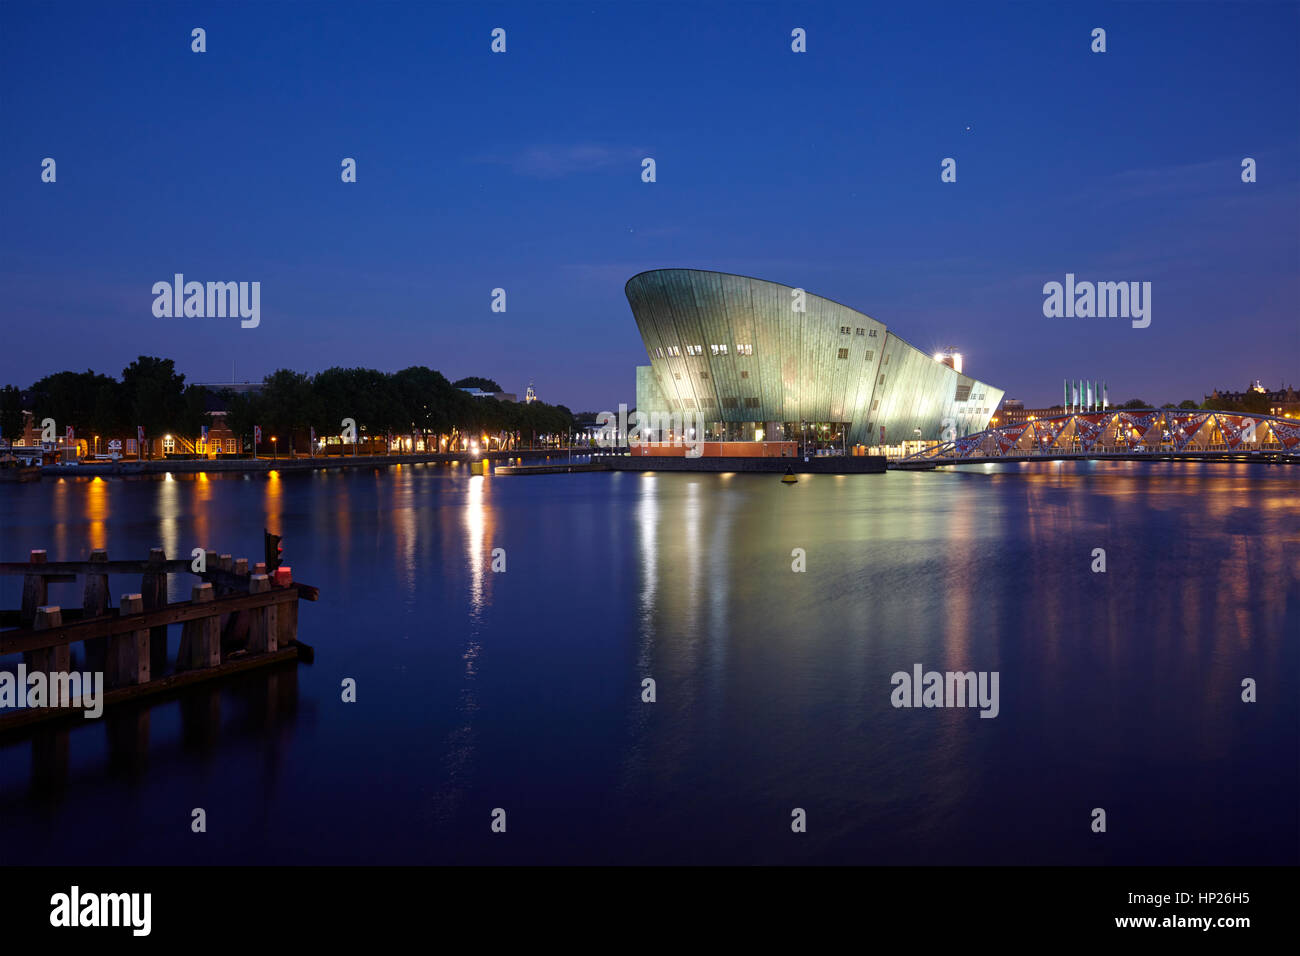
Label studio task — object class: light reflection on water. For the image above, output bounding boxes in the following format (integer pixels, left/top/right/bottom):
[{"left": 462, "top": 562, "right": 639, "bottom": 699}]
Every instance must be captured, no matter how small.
[{"left": 0, "top": 461, "right": 1294, "bottom": 865}]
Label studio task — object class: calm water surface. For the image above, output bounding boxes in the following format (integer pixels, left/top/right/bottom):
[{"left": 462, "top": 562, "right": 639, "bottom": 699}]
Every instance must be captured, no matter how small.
[{"left": 1, "top": 461, "right": 1296, "bottom": 864}]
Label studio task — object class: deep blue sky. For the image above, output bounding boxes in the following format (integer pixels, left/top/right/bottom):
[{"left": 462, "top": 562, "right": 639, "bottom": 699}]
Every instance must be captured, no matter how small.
[{"left": 2, "top": 1, "right": 1297, "bottom": 411}]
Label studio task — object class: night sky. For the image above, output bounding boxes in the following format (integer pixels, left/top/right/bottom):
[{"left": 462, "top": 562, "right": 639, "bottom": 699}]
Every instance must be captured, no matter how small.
[{"left": 2, "top": 1, "right": 1296, "bottom": 411}]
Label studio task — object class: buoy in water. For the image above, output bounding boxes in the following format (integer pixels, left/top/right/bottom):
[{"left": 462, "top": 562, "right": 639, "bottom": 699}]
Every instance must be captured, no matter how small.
[{"left": 781, "top": 466, "right": 797, "bottom": 484}]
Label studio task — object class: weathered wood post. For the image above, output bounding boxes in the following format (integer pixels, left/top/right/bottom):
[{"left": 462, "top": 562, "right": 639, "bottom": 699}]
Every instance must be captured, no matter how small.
[
  {"left": 20, "top": 549, "right": 47, "bottom": 627},
  {"left": 215, "top": 553, "right": 235, "bottom": 635},
  {"left": 108, "top": 593, "right": 150, "bottom": 687},
  {"left": 83, "top": 548, "right": 110, "bottom": 670},
  {"left": 142, "top": 548, "right": 169, "bottom": 675},
  {"left": 274, "top": 566, "right": 298, "bottom": 649},
  {"left": 247, "top": 574, "right": 277, "bottom": 653},
  {"left": 177, "top": 583, "right": 219, "bottom": 671},
  {"left": 222, "top": 557, "right": 254, "bottom": 650},
  {"left": 31, "top": 606, "right": 69, "bottom": 704}
]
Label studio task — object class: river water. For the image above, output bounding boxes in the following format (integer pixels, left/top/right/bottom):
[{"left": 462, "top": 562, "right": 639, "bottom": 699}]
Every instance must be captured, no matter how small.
[{"left": 1, "top": 461, "right": 1296, "bottom": 864}]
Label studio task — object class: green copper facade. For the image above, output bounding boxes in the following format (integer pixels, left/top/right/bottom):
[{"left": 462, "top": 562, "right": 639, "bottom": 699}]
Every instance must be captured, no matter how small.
[{"left": 627, "top": 269, "right": 1003, "bottom": 445}]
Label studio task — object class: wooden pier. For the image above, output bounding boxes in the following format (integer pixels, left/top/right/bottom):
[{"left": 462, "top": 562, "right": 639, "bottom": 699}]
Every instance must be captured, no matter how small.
[{"left": 0, "top": 542, "right": 318, "bottom": 734}]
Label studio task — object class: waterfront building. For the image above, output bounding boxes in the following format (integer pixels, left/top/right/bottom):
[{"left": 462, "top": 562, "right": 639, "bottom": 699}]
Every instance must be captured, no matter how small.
[
  {"left": 1205, "top": 382, "right": 1300, "bottom": 418},
  {"left": 626, "top": 269, "right": 1004, "bottom": 450},
  {"left": 998, "top": 402, "right": 1066, "bottom": 427}
]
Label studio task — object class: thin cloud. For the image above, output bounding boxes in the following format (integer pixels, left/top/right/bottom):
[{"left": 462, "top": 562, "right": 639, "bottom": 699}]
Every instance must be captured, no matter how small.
[{"left": 476, "top": 143, "right": 647, "bottom": 179}]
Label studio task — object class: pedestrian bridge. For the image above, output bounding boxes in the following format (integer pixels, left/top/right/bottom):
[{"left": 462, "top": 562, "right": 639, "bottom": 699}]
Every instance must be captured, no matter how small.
[{"left": 898, "top": 409, "right": 1300, "bottom": 466}]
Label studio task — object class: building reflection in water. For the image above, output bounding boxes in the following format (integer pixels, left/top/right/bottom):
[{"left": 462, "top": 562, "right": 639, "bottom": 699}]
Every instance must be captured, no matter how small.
[
  {"left": 616, "top": 462, "right": 1298, "bottom": 858},
  {"left": 0, "top": 461, "right": 1293, "bottom": 863}
]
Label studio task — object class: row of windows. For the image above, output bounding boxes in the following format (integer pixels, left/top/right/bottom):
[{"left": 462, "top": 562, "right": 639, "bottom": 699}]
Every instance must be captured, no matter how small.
[
  {"left": 840, "top": 326, "right": 876, "bottom": 337},
  {"left": 671, "top": 397, "right": 762, "bottom": 411},
  {"left": 665, "top": 397, "right": 988, "bottom": 416},
  {"left": 671, "top": 370, "right": 751, "bottom": 381},
  {"left": 661, "top": 340, "right": 890, "bottom": 363},
  {"left": 835, "top": 349, "right": 883, "bottom": 362},
  {"left": 658, "top": 344, "right": 755, "bottom": 358}
]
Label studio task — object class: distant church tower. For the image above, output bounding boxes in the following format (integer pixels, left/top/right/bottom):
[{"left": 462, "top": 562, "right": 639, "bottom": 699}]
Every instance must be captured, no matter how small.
[{"left": 525, "top": 382, "right": 537, "bottom": 404}]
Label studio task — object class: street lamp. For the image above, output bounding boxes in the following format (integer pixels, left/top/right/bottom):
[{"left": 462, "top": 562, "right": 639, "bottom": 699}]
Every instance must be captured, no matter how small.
[{"left": 271, "top": 436, "right": 278, "bottom": 460}]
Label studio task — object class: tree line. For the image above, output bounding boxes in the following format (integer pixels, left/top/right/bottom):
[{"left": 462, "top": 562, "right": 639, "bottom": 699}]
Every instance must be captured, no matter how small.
[{"left": 0, "top": 358, "right": 577, "bottom": 450}]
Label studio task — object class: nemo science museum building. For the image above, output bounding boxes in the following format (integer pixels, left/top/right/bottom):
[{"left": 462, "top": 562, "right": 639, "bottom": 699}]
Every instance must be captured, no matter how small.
[{"left": 627, "top": 269, "right": 1004, "bottom": 450}]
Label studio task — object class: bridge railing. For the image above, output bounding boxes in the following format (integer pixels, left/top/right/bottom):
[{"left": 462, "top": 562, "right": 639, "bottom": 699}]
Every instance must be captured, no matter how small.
[{"left": 902, "top": 410, "right": 1299, "bottom": 462}]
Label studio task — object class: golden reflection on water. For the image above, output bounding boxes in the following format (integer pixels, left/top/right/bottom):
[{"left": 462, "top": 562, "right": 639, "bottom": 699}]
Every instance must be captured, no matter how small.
[
  {"left": 263, "top": 471, "right": 282, "bottom": 536},
  {"left": 465, "top": 474, "right": 493, "bottom": 617},
  {"left": 394, "top": 469, "right": 419, "bottom": 599},
  {"left": 189, "top": 473, "right": 212, "bottom": 551},
  {"left": 85, "top": 477, "right": 108, "bottom": 552},
  {"left": 158, "top": 474, "right": 180, "bottom": 564},
  {"left": 51, "top": 477, "right": 68, "bottom": 557}
]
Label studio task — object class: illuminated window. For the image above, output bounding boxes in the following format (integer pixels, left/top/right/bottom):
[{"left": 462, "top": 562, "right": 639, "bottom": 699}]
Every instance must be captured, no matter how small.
[
  {"left": 710, "top": 344, "right": 727, "bottom": 355},
  {"left": 666, "top": 346, "right": 681, "bottom": 357},
  {"left": 837, "top": 348, "right": 849, "bottom": 359},
  {"left": 163, "top": 436, "right": 175, "bottom": 454},
  {"left": 736, "top": 344, "right": 753, "bottom": 355},
  {"left": 686, "top": 345, "right": 703, "bottom": 356},
  {"left": 656, "top": 347, "right": 664, "bottom": 358}
]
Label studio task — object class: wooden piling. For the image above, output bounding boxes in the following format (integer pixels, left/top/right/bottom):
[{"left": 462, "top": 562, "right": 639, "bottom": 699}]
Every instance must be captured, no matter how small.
[
  {"left": 83, "top": 549, "right": 110, "bottom": 616},
  {"left": 0, "top": 543, "right": 319, "bottom": 734},
  {"left": 213, "top": 553, "right": 235, "bottom": 637},
  {"left": 108, "top": 593, "right": 150, "bottom": 687},
  {"left": 274, "top": 566, "right": 298, "bottom": 649},
  {"left": 83, "top": 549, "right": 110, "bottom": 669},
  {"left": 31, "top": 606, "right": 69, "bottom": 704},
  {"left": 142, "top": 548, "right": 168, "bottom": 675},
  {"left": 247, "top": 574, "right": 278, "bottom": 653},
  {"left": 20, "top": 550, "right": 47, "bottom": 627},
  {"left": 177, "top": 583, "right": 220, "bottom": 671}
]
